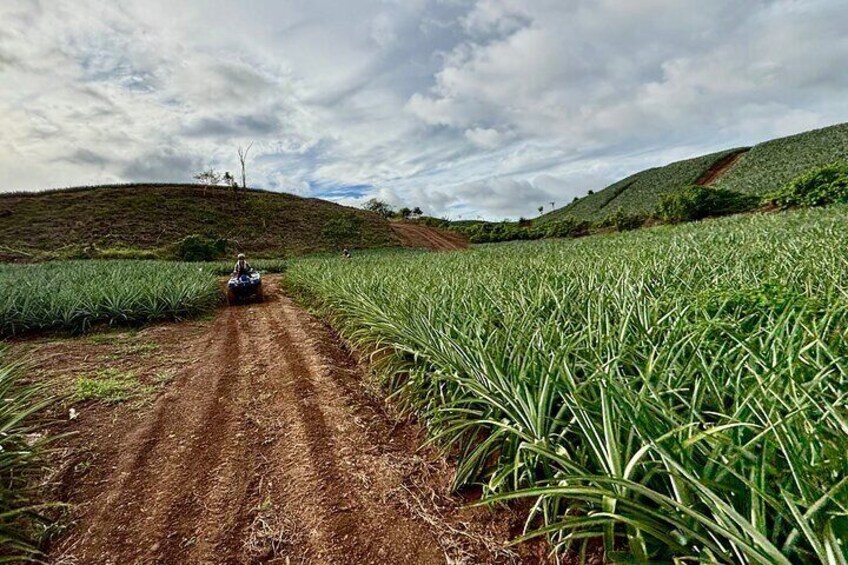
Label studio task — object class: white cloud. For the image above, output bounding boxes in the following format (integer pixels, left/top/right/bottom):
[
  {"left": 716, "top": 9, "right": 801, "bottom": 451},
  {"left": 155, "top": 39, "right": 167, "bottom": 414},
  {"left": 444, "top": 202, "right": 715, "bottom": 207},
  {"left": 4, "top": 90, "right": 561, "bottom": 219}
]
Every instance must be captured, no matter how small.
[
  {"left": 464, "top": 127, "right": 504, "bottom": 148},
  {"left": 1, "top": 0, "right": 847, "bottom": 219}
]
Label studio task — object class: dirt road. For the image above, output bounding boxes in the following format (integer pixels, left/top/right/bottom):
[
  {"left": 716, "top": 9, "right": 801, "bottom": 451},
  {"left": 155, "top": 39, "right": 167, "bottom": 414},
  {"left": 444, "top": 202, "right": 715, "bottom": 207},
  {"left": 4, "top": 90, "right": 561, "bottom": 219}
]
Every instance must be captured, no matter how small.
[
  {"left": 389, "top": 223, "right": 469, "bottom": 251},
  {"left": 39, "top": 278, "right": 531, "bottom": 564}
]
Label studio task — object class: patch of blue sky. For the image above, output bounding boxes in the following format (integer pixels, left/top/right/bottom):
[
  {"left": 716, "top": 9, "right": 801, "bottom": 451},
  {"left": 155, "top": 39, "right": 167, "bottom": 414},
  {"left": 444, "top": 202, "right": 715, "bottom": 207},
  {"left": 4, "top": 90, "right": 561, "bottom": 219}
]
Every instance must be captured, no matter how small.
[{"left": 309, "top": 182, "right": 372, "bottom": 199}]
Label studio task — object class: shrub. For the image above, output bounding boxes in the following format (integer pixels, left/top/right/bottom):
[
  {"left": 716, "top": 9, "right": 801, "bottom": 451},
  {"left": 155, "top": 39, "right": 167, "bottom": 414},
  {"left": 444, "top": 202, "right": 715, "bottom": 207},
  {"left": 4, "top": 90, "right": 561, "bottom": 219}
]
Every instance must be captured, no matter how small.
[
  {"left": 608, "top": 210, "right": 644, "bottom": 231},
  {"left": 544, "top": 216, "right": 589, "bottom": 238},
  {"left": 418, "top": 217, "right": 451, "bottom": 229},
  {"left": 363, "top": 198, "right": 394, "bottom": 218},
  {"left": 657, "top": 185, "right": 760, "bottom": 223},
  {"left": 170, "top": 234, "right": 229, "bottom": 261},
  {"left": 464, "top": 222, "right": 544, "bottom": 243},
  {"left": 766, "top": 162, "right": 848, "bottom": 208}
]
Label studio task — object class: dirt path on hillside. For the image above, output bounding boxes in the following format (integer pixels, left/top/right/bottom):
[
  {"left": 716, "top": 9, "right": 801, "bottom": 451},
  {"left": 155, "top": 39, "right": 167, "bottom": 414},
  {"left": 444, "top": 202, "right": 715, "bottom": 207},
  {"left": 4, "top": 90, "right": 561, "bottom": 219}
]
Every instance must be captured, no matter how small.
[
  {"left": 695, "top": 149, "right": 749, "bottom": 186},
  {"left": 390, "top": 223, "right": 469, "bottom": 251},
  {"left": 35, "top": 278, "right": 536, "bottom": 565}
]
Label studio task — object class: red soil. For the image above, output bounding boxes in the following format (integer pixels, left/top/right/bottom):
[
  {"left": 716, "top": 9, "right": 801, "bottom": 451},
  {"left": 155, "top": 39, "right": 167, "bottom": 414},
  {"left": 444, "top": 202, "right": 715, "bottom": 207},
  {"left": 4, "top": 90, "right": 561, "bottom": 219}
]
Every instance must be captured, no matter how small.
[
  {"left": 695, "top": 150, "right": 750, "bottom": 186},
  {"left": 389, "top": 223, "right": 469, "bottom": 251},
  {"left": 17, "top": 277, "right": 547, "bottom": 564}
]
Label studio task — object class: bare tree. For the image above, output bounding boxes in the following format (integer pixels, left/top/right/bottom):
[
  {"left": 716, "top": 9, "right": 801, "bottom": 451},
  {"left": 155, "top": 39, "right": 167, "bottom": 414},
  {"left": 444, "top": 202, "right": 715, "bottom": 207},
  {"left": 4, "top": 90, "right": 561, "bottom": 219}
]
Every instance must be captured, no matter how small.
[
  {"left": 537, "top": 205, "right": 544, "bottom": 214},
  {"left": 237, "top": 142, "right": 253, "bottom": 190}
]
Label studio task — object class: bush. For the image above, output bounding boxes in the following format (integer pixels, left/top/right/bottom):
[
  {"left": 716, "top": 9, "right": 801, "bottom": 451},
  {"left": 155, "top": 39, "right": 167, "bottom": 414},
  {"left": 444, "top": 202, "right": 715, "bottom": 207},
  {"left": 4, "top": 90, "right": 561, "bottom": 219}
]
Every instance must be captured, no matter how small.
[
  {"left": 170, "top": 234, "right": 229, "bottom": 261},
  {"left": 657, "top": 185, "right": 760, "bottom": 223},
  {"left": 766, "top": 162, "right": 848, "bottom": 208},
  {"left": 608, "top": 210, "right": 644, "bottom": 231},
  {"left": 418, "top": 217, "right": 451, "bottom": 229},
  {"left": 544, "top": 216, "right": 590, "bottom": 238},
  {"left": 363, "top": 198, "right": 394, "bottom": 218},
  {"left": 465, "top": 222, "right": 543, "bottom": 243}
]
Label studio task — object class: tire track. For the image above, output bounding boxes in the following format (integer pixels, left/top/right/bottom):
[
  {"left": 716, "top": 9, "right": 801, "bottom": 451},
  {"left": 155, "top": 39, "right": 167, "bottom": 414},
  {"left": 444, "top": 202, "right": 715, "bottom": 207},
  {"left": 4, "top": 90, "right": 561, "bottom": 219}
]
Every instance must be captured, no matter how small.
[{"left": 50, "top": 278, "right": 518, "bottom": 565}]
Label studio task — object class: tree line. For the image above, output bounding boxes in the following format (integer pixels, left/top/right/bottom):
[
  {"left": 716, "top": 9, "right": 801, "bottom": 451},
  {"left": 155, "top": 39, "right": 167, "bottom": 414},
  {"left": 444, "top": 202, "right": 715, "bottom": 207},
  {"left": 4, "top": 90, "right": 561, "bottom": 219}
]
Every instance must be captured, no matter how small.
[{"left": 363, "top": 198, "right": 423, "bottom": 220}]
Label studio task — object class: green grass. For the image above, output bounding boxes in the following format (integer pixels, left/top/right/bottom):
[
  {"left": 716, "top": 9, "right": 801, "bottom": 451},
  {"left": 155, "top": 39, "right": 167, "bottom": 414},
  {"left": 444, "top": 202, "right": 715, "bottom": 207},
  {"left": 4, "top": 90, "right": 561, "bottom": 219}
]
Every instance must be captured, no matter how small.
[
  {"left": 0, "top": 349, "right": 54, "bottom": 561},
  {"left": 286, "top": 206, "right": 848, "bottom": 563},
  {"left": 0, "top": 260, "right": 221, "bottom": 336},
  {"left": 74, "top": 368, "right": 148, "bottom": 403},
  {"left": 716, "top": 123, "right": 848, "bottom": 196}
]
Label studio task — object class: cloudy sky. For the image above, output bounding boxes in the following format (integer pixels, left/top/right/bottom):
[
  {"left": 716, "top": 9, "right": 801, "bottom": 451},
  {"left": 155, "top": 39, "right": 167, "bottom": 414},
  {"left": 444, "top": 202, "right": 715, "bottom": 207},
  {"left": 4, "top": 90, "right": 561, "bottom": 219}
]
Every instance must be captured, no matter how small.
[{"left": 1, "top": 0, "right": 847, "bottom": 219}]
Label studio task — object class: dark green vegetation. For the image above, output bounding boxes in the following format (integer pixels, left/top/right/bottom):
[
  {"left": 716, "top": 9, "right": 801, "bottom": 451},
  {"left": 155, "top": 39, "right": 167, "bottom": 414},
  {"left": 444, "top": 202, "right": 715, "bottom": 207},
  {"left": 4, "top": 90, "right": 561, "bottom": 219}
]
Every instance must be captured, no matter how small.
[
  {"left": 656, "top": 185, "right": 760, "bottom": 223},
  {"left": 766, "top": 162, "right": 848, "bottom": 208},
  {"left": 0, "top": 352, "right": 53, "bottom": 561},
  {"left": 0, "top": 184, "right": 398, "bottom": 261},
  {"left": 539, "top": 122, "right": 848, "bottom": 226},
  {"left": 0, "top": 261, "right": 220, "bottom": 336},
  {"left": 287, "top": 205, "right": 848, "bottom": 563}
]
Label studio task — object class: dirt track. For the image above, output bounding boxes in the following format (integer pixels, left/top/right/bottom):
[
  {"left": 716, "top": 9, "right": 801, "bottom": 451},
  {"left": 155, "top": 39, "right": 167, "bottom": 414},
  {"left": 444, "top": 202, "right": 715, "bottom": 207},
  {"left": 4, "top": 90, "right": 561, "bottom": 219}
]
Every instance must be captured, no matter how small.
[
  {"left": 389, "top": 223, "right": 469, "bottom": 251},
  {"left": 37, "top": 278, "right": 533, "bottom": 564},
  {"left": 695, "top": 149, "right": 749, "bottom": 186}
]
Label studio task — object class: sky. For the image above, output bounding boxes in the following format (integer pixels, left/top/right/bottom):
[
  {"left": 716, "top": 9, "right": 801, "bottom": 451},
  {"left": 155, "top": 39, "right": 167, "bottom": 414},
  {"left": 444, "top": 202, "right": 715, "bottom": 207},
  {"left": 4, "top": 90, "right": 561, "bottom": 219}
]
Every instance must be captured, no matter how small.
[{"left": 1, "top": 0, "right": 847, "bottom": 220}]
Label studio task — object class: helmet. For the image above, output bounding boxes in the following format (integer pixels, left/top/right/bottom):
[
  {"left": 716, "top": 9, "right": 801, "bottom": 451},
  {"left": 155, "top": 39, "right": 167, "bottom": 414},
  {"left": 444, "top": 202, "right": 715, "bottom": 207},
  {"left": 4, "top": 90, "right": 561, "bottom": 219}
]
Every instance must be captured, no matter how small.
[{"left": 237, "top": 253, "right": 246, "bottom": 259}]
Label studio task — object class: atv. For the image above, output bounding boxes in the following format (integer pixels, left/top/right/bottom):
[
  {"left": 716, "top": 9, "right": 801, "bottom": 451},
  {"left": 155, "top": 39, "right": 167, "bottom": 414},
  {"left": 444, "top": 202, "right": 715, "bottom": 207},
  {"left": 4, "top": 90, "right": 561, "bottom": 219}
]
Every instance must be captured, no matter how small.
[{"left": 227, "top": 271, "right": 264, "bottom": 304}]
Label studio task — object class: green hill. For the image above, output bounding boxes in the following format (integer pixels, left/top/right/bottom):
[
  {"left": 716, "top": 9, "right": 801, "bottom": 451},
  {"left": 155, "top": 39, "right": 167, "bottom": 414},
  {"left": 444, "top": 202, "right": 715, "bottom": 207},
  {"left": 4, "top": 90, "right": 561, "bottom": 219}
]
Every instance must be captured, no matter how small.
[
  {"left": 0, "top": 184, "right": 398, "bottom": 260},
  {"left": 539, "top": 122, "right": 848, "bottom": 225},
  {"left": 714, "top": 123, "right": 848, "bottom": 194}
]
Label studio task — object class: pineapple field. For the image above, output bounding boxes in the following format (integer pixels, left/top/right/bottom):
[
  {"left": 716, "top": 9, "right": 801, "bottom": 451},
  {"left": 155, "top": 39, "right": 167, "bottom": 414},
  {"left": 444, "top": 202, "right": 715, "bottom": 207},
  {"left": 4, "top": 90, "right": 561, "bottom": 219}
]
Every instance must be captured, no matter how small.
[{"left": 286, "top": 205, "right": 848, "bottom": 563}]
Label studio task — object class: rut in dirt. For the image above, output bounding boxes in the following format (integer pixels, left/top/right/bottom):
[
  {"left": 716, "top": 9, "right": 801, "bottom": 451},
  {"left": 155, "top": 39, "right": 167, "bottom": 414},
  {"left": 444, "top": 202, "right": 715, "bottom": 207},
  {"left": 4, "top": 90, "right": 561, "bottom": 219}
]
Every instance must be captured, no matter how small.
[{"left": 50, "top": 279, "right": 519, "bottom": 565}]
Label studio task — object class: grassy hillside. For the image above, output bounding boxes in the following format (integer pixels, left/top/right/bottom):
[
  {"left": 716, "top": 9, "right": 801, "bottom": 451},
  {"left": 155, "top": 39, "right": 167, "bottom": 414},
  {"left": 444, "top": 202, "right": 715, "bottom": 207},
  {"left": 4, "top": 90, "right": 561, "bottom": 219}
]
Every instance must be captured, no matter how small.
[
  {"left": 539, "top": 121, "right": 848, "bottom": 225},
  {"left": 0, "top": 184, "right": 398, "bottom": 259},
  {"left": 714, "top": 122, "right": 848, "bottom": 194},
  {"left": 539, "top": 148, "right": 746, "bottom": 224}
]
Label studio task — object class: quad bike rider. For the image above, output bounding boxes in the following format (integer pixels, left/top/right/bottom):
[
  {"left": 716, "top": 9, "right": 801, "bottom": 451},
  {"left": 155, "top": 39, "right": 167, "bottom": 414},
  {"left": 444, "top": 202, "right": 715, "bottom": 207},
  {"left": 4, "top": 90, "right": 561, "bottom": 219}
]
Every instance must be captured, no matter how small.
[{"left": 227, "top": 253, "right": 264, "bottom": 304}]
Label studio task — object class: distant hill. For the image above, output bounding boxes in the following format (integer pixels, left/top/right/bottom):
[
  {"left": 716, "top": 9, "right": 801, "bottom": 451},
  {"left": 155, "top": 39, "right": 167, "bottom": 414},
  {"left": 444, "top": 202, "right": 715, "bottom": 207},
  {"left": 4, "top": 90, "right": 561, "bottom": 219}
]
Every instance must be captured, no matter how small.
[
  {"left": 0, "top": 184, "right": 400, "bottom": 260},
  {"left": 713, "top": 123, "right": 848, "bottom": 194},
  {"left": 539, "top": 122, "right": 848, "bottom": 225}
]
